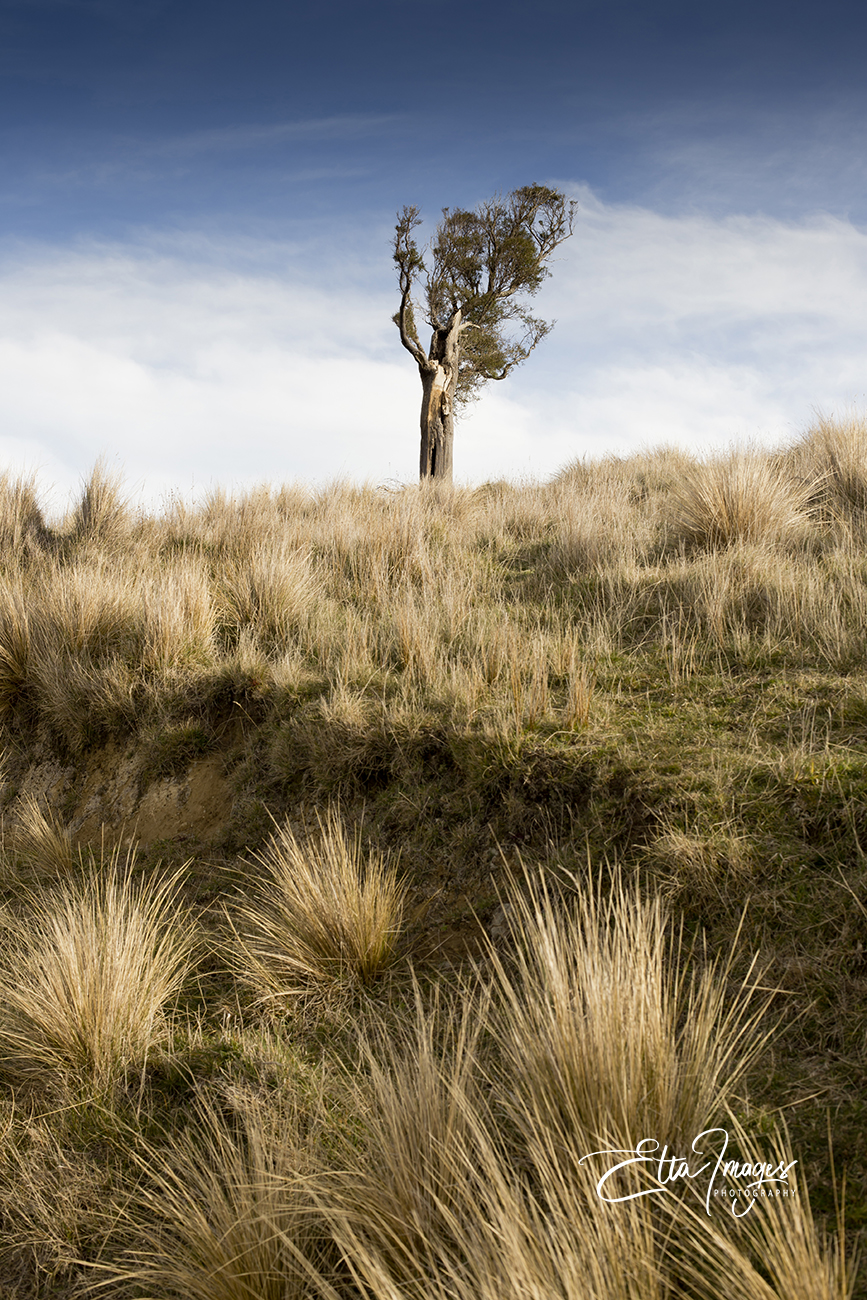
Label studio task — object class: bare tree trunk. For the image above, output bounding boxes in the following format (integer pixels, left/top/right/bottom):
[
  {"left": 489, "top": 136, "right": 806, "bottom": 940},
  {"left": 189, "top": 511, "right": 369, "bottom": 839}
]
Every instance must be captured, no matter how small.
[
  {"left": 418, "top": 314, "right": 461, "bottom": 485},
  {"left": 419, "top": 365, "right": 454, "bottom": 483}
]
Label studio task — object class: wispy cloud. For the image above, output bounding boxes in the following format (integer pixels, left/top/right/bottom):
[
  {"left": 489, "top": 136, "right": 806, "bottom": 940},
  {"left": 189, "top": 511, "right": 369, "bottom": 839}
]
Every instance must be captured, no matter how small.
[
  {"left": 615, "top": 101, "right": 867, "bottom": 219},
  {"left": 0, "top": 111, "right": 404, "bottom": 215},
  {"left": 140, "top": 114, "right": 402, "bottom": 158}
]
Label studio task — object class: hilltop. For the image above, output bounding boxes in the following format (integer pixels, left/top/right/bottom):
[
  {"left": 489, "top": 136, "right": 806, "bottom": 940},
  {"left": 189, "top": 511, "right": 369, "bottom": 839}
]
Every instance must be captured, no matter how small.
[{"left": 0, "top": 419, "right": 864, "bottom": 1297}]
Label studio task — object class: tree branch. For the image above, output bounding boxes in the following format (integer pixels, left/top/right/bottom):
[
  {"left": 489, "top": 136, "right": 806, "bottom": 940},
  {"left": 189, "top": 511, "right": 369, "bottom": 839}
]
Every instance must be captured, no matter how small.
[
  {"left": 392, "top": 207, "right": 431, "bottom": 368},
  {"left": 393, "top": 291, "right": 428, "bottom": 367}
]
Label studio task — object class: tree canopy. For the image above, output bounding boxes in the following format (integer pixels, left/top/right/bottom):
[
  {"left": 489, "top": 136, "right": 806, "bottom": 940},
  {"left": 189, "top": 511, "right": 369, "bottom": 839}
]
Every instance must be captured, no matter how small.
[{"left": 393, "top": 184, "right": 576, "bottom": 411}]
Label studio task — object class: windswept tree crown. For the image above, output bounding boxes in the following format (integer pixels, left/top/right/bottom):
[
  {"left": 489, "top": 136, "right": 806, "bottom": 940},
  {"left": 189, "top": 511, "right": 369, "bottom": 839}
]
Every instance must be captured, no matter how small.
[{"left": 393, "top": 184, "right": 576, "bottom": 408}]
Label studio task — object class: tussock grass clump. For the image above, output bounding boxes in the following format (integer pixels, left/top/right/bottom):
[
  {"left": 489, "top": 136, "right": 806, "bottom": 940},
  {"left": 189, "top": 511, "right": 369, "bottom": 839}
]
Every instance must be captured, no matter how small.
[
  {"left": 218, "top": 540, "right": 316, "bottom": 651},
  {"left": 647, "top": 820, "right": 755, "bottom": 903},
  {"left": 30, "top": 558, "right": 143, "bottom": 660},
  {"left": 17, "top": 558, "right": 146, "bottom": 745},
  {"left": 66, "top": 457, "right": 132, "bottom": 549},
  {"left": 328, "top": 982, "right": 493, "bottom": 1282},
  {"left": 109, "top": 1095, "right": 337, "bottom": 1300},
  {"left": 6, "top": 793, "right": 75, "bottom": 881},
  {"left": 330, "top": 982, "right": 666, "bottom": 1300},
  {"left": 667, "top": 446, "right": 816, "bottom": 549},
  {"left": 488, "top": 867, "right": 773, "bottom": 1149},
  {"left": 0, "top": 470, "right": 49, "bottom": 560},
  {"left": 671, "top": 1119, "right": 856, "bottom": 1300},
  {"left": 0, "top": 855, "right": 195, "bottom": 1096},
  {"left": 232, "top": 810, "right": 407, "bottom": 1004},
  {"left": 141, "top": 553, "right": 216, "bottom": 669},
  {"left": 788, "top": 411, "right": 867, "bottom": 523},
  {"left": 548, "top": 455, "right": 661, "bottom": 573},
  {"left": 733, "top": 1154, "right": 855, "bottom": 1300},
  {"left": 321, "top": 875, "right": 849, "bottom": 1300},
  {"left": 0, "top": 575, "right": 30, "bottom": 716}
]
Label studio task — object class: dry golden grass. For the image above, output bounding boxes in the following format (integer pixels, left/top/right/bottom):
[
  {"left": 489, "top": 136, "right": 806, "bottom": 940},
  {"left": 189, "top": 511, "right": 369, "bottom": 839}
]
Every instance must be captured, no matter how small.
[
  {"left": 0, "top": 429, "right": 863, "bottom": 750},
  {"left": 328, "top": 1100, "right": 671, "bottom": 1300},
  {"left": 0, "top": 854, "right": 195, "bottom": 1096},
  {"left": 103, "top": 1094, "right": 337, "bottom": 1300},
  {"left": 232, "top": 810, "right": 407, "bottom": 1005},
  {"left": 548, "top": 457, "right": 659, "bottom": 573},
  {"left": 66, "top": 863, "right": 855, "bottom": 1300},
  {"left": 6, "top": 793, "right": 75, "bottom": 881},
  {"left": 0, "top": 574, "right": 30, "bottom": 717},
  {"left": 487, "top": 867, "right": 774, "bottom": 1150},
  {"left": 666, "top": 445, "right": 817, "bottom": 549},
  {"left": 647, "top": 821, "right": 755, "bottom": 904},
  {"left": 788, "top": 412, "right": 867, "bottom": 520},
  {"left": 67, "top": 457, "right": 132, "bottom": 550},
  {"left": 0, "top": 434, "right": 864, "bottom": 1295},
  {"left": 0, "top": 1102, "right": 120, "bottom": 1289},
  {"left": 669, "top": 1118, "right": 856, "bottom": 1300},
  {"left": 217, "top": 540, "right": 316, "bottom": 652},
  {"left": 0, "top": 469, "right": 49, "bottom": 560},
  {"left": 143, "top": 560, "right": 215, "bottom": 675},
  {"left": 317, "top": 875, "right": 849, "bottom": 1300},
  {"left": 326, "top": 982, "right": 493, "bottom": 1282}
]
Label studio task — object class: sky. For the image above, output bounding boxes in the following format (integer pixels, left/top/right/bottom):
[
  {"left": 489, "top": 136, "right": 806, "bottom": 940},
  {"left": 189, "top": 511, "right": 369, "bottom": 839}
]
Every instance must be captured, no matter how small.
[{"left": 1, "top": 0, "right": 867, "bottom": 510}]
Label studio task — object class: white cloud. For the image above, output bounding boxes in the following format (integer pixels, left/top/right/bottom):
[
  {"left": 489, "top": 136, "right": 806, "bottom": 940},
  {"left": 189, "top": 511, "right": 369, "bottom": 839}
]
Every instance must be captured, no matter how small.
[
  {"left": 0, "top": 192, "right": 866, "bottom": 510},
  {"left": 489, "top": 187, "right": 867, "bottom": 467}
]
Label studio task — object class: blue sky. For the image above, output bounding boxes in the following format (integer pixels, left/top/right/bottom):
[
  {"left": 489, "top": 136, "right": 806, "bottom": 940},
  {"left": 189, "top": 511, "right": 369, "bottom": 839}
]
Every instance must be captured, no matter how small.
[{"left": 1, "top": 0, "right": 866, "bottom": 507}]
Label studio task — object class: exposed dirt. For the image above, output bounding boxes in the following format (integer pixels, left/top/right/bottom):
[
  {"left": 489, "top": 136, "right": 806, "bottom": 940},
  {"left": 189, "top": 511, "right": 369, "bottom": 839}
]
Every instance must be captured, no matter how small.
[{"left": 4, "top": 742, "right": 235, "bottom": 851}]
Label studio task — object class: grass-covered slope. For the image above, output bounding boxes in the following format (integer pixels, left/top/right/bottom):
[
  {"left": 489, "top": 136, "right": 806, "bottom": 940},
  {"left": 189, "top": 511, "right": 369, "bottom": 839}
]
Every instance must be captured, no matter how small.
[{"left": 0, "top": 419, "right": 865, "bottom": 1296}]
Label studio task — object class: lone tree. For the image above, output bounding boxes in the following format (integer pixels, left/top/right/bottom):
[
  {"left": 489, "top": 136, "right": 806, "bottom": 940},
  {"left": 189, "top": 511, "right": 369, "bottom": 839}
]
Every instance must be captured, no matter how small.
[{"left": 393, "top": 184, "right": 575, "bottom": 484}]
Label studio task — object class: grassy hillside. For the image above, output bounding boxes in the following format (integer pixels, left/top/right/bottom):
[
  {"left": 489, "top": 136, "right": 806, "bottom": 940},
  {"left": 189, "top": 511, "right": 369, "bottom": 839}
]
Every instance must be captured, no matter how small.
[{"left": 0, "top": 418, "right": 865, "bottom": 1297}]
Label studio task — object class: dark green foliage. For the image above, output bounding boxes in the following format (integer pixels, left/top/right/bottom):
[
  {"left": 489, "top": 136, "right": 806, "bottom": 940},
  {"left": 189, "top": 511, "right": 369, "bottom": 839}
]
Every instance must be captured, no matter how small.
[{"left": 393, "top": 185, "right": 575, "bottom": 408}]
